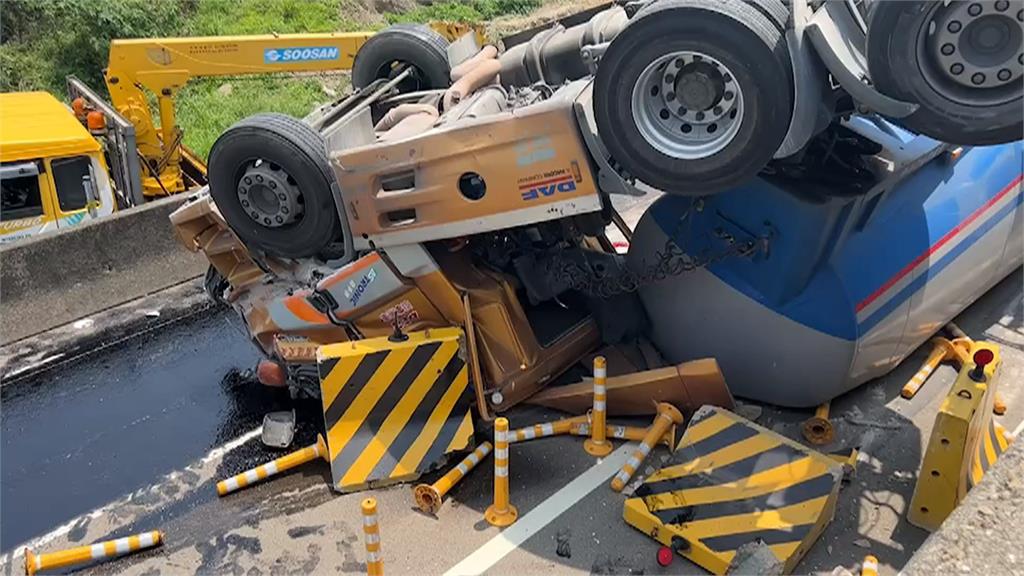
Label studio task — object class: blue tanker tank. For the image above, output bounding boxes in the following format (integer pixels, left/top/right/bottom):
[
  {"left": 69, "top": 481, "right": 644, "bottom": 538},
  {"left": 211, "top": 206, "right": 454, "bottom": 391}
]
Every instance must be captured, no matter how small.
[{"left": 629, "top": 118, "right": 1022, "bottom": 407}]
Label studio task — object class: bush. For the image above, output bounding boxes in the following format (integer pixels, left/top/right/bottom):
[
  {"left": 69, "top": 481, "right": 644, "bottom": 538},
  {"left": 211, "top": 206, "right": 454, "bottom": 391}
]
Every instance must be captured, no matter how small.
[{"left": 0, "top": 0, "right": 188, "bottom": 93}]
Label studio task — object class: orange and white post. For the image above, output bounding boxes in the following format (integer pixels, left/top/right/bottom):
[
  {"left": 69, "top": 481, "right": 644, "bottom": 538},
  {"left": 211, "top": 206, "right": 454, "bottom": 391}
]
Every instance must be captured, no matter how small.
[
  {"left": 24, "top": 531, "right": 163, "bottom": 575},
  {"left": 584, "top": 356, "right": 613, "bottom": 457},
  {"left": 484, "top": 417, "right": 518, "bottom": 527},
  {"left": 414, "top": 441, "right": 493, "bottom": 514},
  {"left": 362, "top": 498, "right": 384, "bottom": 576},
  {"left": 216, "top": 435, "right": 327, "bottom": 496},
  {"left": 571, "top": 422, "right": 676, "bottom": 450},
  {"left": 861, "top": 554, "right": 879, "bottom": 576},
  {"left": 611, "top": 402, "right": 684, "bottom": 492},
  {"left": 508, "top": 415, "right": 590, "bottom": 443}
]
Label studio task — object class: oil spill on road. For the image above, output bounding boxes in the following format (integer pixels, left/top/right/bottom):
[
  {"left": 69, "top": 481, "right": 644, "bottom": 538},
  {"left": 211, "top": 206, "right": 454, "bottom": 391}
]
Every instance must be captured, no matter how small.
[{"left": 1, "top": 310, "right": 263, "bottom": 550}]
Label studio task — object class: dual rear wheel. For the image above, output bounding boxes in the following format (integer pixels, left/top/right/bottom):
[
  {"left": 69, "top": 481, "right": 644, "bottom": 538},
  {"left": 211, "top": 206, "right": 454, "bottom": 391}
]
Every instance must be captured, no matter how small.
[{"left": 594, "top": 0, "right": 1021, "bottom": 196}]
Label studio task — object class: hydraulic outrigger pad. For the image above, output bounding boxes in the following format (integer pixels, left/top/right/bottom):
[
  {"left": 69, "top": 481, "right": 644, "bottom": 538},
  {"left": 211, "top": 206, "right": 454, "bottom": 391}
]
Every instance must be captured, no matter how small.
[
  {"left": 317, "top": 327, "right": 475, "bottom": 492},
  {"left": 623, "top": 406, "right": 845, "bottom": 575}
]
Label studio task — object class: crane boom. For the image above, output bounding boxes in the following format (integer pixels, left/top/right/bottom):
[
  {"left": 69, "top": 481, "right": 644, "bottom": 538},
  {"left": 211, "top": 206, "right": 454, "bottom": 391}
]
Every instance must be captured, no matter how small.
[{"left": 104, "top": 32, "right": 374, "bottom": 197}]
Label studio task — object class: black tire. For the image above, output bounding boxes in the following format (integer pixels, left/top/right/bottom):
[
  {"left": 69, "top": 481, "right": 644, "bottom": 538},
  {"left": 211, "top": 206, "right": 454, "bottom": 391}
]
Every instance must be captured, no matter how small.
[
  {"left": 594, "top": 0, "right": 794, "bottom": 195},
  {"left": 867, "top": 1, "right": 1023, "bottom": 145},
  {"left": 352, "top": 24, "right": 452, "bottom": 91},
  {"left": 208, "top": 113, "right": 343, "bottom": 260}
]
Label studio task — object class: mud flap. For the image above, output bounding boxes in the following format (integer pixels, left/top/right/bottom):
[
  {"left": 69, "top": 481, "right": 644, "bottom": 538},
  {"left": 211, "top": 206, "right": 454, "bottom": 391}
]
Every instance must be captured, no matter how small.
[
  {"left": 623, "top": 406, "right": 844, "bottom": 575},
  {"left": 317, "top": 327, "right": 475, "bottom": 493},
  {"left": 909, "top": 342, "right": 1010, "bottom": 531}
]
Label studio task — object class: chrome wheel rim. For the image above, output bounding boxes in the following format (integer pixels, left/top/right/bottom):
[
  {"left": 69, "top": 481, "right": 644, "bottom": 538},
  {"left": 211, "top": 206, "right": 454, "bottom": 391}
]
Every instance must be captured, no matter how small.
[
  {"left": 920, "top": 0, "right": 1023, "bottom": 106},
  {"left": 630, "top": 50, "right": 744, "bottom": 160}
]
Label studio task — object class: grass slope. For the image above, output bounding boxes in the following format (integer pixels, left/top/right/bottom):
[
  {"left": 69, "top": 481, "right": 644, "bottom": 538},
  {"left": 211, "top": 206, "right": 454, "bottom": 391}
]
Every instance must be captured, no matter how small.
[{"left": 1, "top": 0, "right": 541, "bottom": 159}]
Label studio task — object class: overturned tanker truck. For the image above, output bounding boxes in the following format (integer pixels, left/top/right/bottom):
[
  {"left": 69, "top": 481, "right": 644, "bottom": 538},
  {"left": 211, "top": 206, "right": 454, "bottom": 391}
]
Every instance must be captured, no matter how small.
[{"left": 171, "top": 0, "right": 1022, "bottom": 417}]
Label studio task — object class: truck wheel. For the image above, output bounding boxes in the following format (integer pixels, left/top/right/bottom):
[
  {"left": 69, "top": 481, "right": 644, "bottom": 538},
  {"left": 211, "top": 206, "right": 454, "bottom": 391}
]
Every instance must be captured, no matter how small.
[
  {"left": 867, "top": 0, "right": 1022, "bottom": 145},
  {"left": 352, "top": 24, "right": 452, "bottom": 91},
  {"left": 208, "top": 113, "right": 345, "bottom": 260},
  {"left": 594, "top": 0, "right": 793, "bottom": 195}
]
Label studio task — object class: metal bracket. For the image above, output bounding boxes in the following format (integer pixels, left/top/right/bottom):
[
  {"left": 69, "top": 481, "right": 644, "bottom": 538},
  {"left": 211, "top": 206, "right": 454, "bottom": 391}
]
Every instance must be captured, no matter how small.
[
  {"left": 580, "top": 41, "right": 610, "bottom": 75},
  {"left": 803, "top": 0, "right": 918, "bottom": 119},
  {"left": 571, "top": 80, "right": 646, "bottom": 197}
]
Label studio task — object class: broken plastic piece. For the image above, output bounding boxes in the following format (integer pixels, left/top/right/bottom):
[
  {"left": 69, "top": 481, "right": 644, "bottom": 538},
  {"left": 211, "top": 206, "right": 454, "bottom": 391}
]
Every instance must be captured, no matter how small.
[
  {"left": 527, "top": 359, "right": 733, "bottom": 416},
  {"left": 261, "top": 410, "right": 296, "bottom": 448}
]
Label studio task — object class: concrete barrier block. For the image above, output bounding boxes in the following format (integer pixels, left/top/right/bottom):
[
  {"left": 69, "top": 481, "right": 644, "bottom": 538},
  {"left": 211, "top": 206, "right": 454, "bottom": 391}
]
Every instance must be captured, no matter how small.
[{"left": 0, "top": 196, "right": 208, "bottom": 345}]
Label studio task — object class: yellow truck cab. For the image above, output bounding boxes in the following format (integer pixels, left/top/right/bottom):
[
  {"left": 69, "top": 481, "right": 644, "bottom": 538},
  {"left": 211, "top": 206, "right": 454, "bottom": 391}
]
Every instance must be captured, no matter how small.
[{"left": 1, "top": 92, "right": 117, "bottom": 243}]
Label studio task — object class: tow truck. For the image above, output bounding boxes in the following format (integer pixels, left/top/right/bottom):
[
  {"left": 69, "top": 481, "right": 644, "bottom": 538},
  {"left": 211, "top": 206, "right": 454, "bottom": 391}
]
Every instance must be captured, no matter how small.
[{"left": 170, "top": 0, "right": 1020, "bottom": 492}]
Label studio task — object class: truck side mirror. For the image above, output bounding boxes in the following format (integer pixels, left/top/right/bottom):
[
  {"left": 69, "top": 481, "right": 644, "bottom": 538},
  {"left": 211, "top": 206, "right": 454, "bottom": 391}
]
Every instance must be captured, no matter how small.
[{"left": 82, "top": 173, "right": 100, "bottom": 217}]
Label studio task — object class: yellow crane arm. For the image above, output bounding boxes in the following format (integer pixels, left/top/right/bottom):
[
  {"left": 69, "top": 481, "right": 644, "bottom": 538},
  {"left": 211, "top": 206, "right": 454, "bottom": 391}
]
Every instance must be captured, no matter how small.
[{"left": 104, "top": 32, "right": 373, "bottom": 196}]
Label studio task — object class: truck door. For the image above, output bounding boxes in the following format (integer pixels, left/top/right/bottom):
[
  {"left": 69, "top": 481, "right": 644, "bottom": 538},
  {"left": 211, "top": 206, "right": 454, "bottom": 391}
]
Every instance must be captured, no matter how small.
[
  {"left": 48, "top": 154, "right": 116, "bottom": 229},
  {"left": 0, "top": 161, "right": 52, "bottom": 242}
]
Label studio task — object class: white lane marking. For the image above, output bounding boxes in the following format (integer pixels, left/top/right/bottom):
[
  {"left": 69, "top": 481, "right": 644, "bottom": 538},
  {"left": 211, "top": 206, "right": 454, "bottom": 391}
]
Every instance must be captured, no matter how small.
[
  {"left": 443, "top": 444, "right": 632, "bottom": 576},
  {"left": 1010, "top": 417, "right": 1024, "bottom": 439},
  {"left": 202, "top": 427, "right": 262, "bottom": 464},
  {"left": 3, "top": 426, "right": 262, "bottom": 562}
]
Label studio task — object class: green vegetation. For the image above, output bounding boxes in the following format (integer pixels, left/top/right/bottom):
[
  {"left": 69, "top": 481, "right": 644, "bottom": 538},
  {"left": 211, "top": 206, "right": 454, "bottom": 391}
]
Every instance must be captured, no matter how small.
[
  {"left": 388, "top": 0, "right": 541, "bottom": 24},
  {"left": 1, "top": 0, "right": 541, "bottom": 158}
]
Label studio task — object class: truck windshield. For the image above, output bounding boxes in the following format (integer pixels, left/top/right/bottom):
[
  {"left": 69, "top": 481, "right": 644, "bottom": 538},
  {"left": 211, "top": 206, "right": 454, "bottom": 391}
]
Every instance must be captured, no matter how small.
[
  {"left": 51, "top": 156, "right": 91, "bottom": 212},
  {"left": 1, "top": 164, "right": 43, "bottom": 222}
]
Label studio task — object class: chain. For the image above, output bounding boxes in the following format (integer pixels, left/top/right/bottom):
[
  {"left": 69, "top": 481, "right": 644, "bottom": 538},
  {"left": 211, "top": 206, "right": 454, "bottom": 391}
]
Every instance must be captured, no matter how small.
[{"left": 553, "top": 200, "right": 759, "bottom": 299}]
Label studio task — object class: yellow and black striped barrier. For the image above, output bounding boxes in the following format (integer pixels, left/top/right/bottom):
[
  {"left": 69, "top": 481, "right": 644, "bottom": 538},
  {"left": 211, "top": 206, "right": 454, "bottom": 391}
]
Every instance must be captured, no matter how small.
[
  {"left": 317, "top": 327, "right": 475, "bottom": 492},
  {"left": 216, "top": 435, "right": 327, "bottom": 496},
  {"left": 623, "top": 406, "right": 845, "bottom": 575},
  {"left": 25, "top": 531, "right": 163, "bottom": 575},
  {"left": 414, "top": 441, "right": 492, "bottom": 514},
  {"left": 909, "top": 342, "right": 1011, "bottom": 531}
]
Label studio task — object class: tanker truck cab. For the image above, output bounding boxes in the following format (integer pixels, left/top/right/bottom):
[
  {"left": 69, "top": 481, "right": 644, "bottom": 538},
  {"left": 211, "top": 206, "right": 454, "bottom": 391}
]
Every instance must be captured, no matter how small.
[{"left": 0, "top": 92, "right": 116, "bottom": 243}]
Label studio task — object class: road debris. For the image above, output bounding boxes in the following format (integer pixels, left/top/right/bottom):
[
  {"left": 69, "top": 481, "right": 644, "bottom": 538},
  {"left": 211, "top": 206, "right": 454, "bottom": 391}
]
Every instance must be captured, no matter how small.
[
  {"left": 508, "top": 415, "right": 590, "bottom": 443},
  {"left": 528, "top": 358, "right": 733, "bottom": 416},
  {"left": 261, "top": 410, "right": 296, "bottom": 448},
  {"left": 24, "top": 530, "right": 163, "bottom": 575},
  {"left": 414, "top": 442, "right": 493, "bottom": 515},
  {"left": 555, "top": 528, "right": 572, "bottom": 558},
  {"left": 725, "top": 540, "right": 783, "bottom": 575},
  {"left": 570, "top": 421, "right": 676, "bottom": 449},
  {"left": 802, "top": 401, "right": 835, "bottom": 445},
  {"left": 216, "top": 435, "right": 327, "bottom": 496},
  {"left": 611, "top": 402, "right": 683, "bottom": 492}
]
